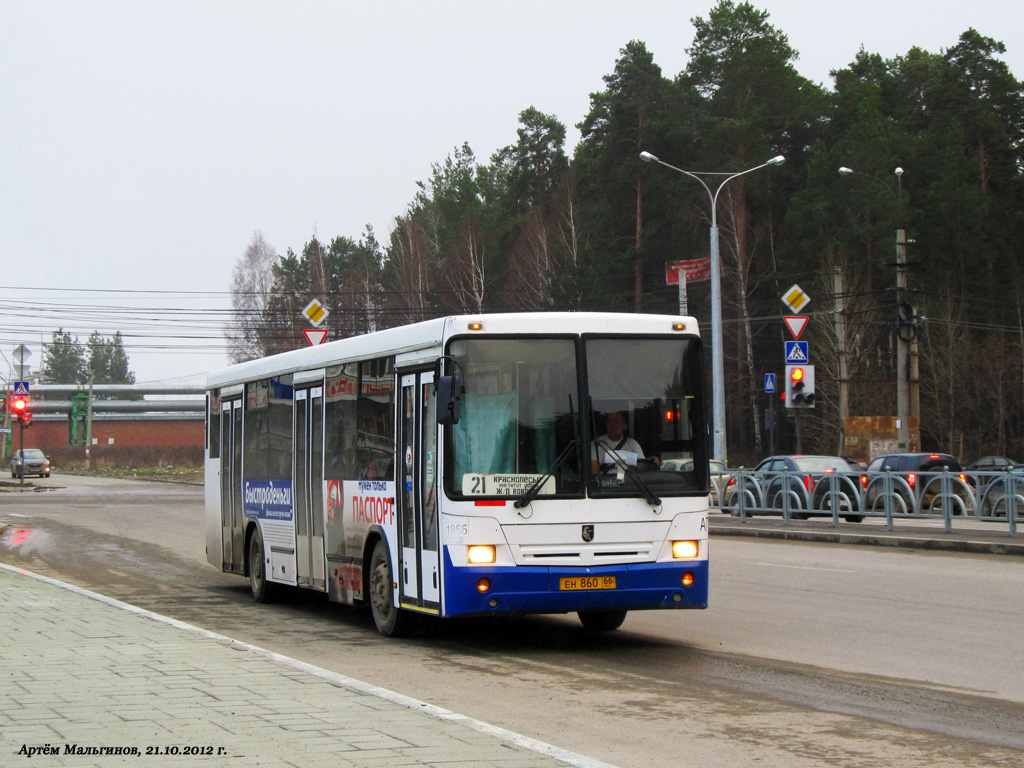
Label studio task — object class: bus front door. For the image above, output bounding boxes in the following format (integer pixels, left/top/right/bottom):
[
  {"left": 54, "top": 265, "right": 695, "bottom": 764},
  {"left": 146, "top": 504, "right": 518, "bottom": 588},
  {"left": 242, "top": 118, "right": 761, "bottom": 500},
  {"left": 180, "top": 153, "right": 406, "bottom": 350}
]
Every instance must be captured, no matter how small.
[
  {"left": 398, "top": 370, "right": 440, "bottom": 613},
  {"left": 294, "top": 386, "right": 326, "bottom": 590},
  {"left": 221, "top": 398, "right": 244, "bottom": 574}
]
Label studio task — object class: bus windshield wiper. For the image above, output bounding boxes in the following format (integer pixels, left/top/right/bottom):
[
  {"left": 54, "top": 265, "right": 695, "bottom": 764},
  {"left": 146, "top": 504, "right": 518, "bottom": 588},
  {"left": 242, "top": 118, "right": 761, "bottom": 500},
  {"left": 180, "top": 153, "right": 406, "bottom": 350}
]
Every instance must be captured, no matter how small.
[
  {"left": 513, "top": 439, "right": 578, "bottom": 509},
  {"left": 514, "top": 395, "right": 580, "bottom": 510}
]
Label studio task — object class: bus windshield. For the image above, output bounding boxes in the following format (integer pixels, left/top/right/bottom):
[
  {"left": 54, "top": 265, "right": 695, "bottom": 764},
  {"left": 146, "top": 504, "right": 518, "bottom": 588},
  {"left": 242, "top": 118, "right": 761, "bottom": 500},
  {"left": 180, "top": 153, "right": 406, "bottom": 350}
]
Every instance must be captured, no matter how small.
[
  {"left": 585, "top": 337, "right": 707, "bottom": 497},
  {"left": 446, "top": 337, "right": 581, "bottom": 499}
]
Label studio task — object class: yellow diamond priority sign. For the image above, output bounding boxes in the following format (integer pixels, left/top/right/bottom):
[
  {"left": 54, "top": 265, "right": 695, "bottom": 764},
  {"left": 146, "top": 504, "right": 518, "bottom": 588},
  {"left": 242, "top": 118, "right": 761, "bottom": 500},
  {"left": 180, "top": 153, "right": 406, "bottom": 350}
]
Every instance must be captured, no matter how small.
[
  {"left": 781, "top": 284, "right": 811, "bottom": 314},
  {"left": 302, "top": 298, "right": 329, "bottom": 327}
]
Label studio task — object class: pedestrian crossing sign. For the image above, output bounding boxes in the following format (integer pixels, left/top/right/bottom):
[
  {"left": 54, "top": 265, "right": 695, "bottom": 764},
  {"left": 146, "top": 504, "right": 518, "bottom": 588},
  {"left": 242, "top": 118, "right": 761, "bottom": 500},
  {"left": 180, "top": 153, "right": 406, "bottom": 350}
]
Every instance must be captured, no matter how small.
[
  {"left": 785, "top": 341, "right": 808, "bottom": 363},
  {"left": 13, "top": 381, "right": 30, "bottom": 396}
]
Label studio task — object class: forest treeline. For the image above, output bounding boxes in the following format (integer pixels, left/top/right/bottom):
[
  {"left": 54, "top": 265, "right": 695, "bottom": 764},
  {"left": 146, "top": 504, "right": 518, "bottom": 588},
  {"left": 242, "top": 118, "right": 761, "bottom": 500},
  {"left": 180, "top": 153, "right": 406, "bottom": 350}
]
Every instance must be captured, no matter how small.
[{"left": 226, "top": 1, "right": 1024, "bottom": 464}]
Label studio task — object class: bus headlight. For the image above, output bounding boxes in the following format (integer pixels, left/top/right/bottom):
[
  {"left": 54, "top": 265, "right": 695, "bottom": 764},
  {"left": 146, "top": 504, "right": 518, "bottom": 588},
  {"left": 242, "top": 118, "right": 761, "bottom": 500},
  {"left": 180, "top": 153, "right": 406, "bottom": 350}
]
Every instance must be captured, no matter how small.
[
  {"left": 672, "top": 540, "right": 699, "bottom": 559},
  {"left": 467, "top": 545, "right": 496, "bottom": 564}
]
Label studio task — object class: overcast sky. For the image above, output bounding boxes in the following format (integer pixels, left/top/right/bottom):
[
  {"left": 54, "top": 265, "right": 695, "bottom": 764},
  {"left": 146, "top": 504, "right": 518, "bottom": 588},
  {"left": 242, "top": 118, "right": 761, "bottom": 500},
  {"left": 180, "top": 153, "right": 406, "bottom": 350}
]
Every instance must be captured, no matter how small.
[{"left": 2, "top": 0, "right": 1021, "bottom": 385}]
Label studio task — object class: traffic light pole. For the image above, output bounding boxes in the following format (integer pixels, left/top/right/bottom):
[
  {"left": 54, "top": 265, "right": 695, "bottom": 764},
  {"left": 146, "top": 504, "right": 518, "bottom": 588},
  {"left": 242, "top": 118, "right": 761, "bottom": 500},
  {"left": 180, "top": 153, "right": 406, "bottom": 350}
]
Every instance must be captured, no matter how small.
[{"left": 18, "top": 415, "right": 24, "bottom": 487}]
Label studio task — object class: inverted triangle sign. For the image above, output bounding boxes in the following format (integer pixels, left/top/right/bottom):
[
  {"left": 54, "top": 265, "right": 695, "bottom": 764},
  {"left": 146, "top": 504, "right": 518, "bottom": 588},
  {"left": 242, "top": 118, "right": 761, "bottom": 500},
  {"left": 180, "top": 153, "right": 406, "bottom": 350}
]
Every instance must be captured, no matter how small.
[
  {"left": 784, "top": 316, "right": 808, "bottom": 340},
  {"left": 304, "top": 329, "right": 329, "bottom": 346}
]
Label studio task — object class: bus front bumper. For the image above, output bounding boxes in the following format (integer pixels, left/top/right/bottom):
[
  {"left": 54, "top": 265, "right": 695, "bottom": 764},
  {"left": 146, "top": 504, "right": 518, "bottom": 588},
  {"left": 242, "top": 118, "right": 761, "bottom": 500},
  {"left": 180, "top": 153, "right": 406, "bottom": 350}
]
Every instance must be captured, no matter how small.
[{"left": 441, "top": 549, "right": 708, "bottom": 617}]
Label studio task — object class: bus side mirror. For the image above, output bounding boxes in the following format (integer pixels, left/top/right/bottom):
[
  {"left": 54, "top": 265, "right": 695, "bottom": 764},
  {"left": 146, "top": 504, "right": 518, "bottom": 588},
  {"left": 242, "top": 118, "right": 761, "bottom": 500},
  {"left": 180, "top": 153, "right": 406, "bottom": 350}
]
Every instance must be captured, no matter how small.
[{"left": 436, "top": 375, "right": 461, "bottom": 425}]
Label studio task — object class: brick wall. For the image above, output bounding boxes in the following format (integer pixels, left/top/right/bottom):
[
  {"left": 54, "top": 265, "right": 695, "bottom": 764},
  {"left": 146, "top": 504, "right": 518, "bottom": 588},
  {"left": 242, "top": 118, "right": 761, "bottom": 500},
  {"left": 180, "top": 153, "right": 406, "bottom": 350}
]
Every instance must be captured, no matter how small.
[{"left": 9, "top": 418, "right": 204, "bottom": 455}]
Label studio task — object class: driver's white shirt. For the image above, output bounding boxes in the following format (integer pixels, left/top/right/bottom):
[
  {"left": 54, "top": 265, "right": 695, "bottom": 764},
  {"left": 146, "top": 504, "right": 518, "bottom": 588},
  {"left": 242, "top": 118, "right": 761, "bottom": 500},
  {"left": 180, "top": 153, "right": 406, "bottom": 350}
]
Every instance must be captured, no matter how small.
[{"left": 592, "top": 434, "right": 645, "bottom": 469}]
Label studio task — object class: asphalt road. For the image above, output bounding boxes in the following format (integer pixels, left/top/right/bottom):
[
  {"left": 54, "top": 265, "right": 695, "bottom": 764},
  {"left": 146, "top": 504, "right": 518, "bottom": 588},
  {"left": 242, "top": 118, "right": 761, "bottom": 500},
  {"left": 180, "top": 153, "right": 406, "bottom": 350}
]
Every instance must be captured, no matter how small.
[{"left": 2, "top": 474, "right": 1023, "bottom": 768}]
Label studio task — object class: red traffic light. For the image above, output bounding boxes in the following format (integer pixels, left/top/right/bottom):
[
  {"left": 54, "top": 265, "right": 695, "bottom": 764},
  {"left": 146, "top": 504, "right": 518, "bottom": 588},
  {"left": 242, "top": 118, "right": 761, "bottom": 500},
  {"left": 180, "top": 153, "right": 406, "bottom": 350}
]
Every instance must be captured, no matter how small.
[
  {"left": 789, "top": 367, "right": 805, "bottom": 384},
  {"left": 11, "top": 396, "right": 31, "bottom": 425}
]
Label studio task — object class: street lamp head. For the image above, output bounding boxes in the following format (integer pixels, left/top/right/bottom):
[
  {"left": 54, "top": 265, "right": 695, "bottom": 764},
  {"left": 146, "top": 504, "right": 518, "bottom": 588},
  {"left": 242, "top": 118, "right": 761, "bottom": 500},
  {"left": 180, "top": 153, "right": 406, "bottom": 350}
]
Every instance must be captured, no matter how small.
[
  {"left": 894, "top": 167, "right": 904, "bottom": 176},
  {"left": 838, "top": 166, "right": 854, "bottom": 175},
  {"left": 767, "top": 155, "right": 786, "bottom": 166},
  {"left": 639, "top": 151, "right": 659, "bottom": 163}
]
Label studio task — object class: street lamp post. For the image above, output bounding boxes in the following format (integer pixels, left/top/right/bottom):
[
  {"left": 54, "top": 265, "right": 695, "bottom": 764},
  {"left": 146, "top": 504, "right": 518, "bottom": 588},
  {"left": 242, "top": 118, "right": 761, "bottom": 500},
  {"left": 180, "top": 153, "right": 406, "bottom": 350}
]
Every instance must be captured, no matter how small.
[
  {"left": 838, "top": 166, "right": 911, "bottom": 452},
  {"left": 640, "top": 151, "right": 785, "bottom": 464}
]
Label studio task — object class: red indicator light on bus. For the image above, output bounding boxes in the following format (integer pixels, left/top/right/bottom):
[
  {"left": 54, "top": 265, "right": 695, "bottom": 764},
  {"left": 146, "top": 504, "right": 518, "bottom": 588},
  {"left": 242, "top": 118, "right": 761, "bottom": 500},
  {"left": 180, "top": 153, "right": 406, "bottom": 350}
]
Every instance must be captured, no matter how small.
[
  {"left": 476, "top": 578, "right": 491, "bottom": 593},
  {"left": 682, "top": 572, "right": 695, "bottom": 587}
]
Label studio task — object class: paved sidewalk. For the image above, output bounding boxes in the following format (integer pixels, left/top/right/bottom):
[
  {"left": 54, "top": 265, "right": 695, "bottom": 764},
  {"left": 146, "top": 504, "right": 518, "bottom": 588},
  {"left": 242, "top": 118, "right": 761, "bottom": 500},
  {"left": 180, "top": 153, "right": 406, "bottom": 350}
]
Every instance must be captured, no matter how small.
[{"left": 0, "top": 564, "right": 610, "bottom": 768}]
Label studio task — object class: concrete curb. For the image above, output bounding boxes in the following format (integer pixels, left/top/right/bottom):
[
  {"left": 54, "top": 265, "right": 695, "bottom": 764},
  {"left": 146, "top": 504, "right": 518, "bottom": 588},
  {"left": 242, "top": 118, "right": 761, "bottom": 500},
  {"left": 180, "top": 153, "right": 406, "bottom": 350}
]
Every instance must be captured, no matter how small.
[{"left": 710, "top": 520, "right": 1024, "bottom": 556}]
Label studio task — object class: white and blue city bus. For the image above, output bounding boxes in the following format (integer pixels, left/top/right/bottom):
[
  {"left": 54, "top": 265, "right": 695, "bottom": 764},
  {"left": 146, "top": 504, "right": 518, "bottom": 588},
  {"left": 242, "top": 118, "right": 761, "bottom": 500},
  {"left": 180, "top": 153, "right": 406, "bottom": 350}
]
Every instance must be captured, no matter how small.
[{"left": 205, "top": 312, "right": 710, "bottom": 636}]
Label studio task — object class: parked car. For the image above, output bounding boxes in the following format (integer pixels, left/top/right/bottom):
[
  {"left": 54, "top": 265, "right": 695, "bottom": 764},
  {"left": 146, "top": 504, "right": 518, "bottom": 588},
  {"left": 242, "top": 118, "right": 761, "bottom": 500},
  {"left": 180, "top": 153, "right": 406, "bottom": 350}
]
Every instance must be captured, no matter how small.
[
  {"left": 11, "top": 448, "right": 51, "bottom": 478},
  {"left": 863, "top": 453, "right": 972, "bottom": 514},
  {"left": 975, "top": 468, "right": 1024, "bottom": 518},
  {"left": 726, "top": 455, "right": 864, "bottom": 522},
  {"left": 842, "top": 456, "right": 868, "bottom": 471},
  {"left": 963, "top": 456, "right": 1022, "bottom": 471},
  {"left": 662, "top": 458, "right": 732, "bottom": 503}
]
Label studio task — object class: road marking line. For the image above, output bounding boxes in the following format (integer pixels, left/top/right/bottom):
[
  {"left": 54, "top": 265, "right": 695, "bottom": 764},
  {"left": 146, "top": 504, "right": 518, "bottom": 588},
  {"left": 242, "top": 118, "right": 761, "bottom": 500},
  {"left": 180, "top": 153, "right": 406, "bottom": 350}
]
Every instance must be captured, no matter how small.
[{"left": 755, "top": 562, "right": 856, "bottom": 573}]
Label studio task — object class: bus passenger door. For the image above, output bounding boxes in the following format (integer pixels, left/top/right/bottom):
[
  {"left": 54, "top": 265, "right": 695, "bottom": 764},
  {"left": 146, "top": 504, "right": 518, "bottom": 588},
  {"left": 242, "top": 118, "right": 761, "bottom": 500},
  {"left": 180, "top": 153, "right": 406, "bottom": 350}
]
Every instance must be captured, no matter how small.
[
  {"left": 294, "top": 386, "right": 326, "bottom": 590},
  {"left": 221, "top": 399, "right": 244, "bottom": 574},
  {"left": 397, "top": 369, "right": 440, "bottom": 612}
]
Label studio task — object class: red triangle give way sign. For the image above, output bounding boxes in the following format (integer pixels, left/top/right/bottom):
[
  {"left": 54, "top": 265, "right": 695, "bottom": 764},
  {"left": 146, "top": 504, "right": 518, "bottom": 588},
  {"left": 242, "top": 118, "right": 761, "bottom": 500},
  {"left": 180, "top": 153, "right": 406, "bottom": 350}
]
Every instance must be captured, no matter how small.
[
  {"left": 303, "top": 329, "right": 329, "bottom": 346},
  {"left": 784, "top": 316, "right": 808, "bottom": 340}
]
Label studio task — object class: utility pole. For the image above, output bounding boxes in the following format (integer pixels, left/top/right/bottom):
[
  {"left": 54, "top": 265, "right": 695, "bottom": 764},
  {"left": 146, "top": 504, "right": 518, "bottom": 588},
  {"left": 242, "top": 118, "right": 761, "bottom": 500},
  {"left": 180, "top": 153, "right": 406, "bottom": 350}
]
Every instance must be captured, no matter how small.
[
  {"left": 896, "top": 228, "right": 910, "bottom": 452},
  {"left": 834, "top": 267, "right": 849, "bottom": 456},
  {"left": 910, "top": 332, "right": 920, "bottom": 449},
  {"left": 839, "top": 165, "right": 911, "bottom": 453}
]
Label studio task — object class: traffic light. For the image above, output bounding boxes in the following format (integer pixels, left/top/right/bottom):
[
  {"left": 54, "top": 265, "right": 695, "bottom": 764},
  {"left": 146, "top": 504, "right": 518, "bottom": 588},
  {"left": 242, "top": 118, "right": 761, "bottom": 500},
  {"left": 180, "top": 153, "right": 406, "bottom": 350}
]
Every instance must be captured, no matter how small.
[
  {"left": 785, "top": 365, "right": 815, "bottom": 408},
  {"left": 11, "top": 396, "right": 32, "bottom": 426}
]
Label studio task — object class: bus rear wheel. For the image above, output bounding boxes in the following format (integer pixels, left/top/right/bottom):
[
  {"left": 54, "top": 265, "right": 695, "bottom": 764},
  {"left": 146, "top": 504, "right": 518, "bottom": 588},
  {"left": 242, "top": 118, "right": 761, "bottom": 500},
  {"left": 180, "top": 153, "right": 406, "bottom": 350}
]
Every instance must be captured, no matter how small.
[
  {"left": 369, "top": 540, "right": 411, "bottom": 637},
  {"left": 248, "top": 530, "right": 278, "bottom": 603},
  {"left": 578, "top": 609, "right": 627, "bottom": 631}
]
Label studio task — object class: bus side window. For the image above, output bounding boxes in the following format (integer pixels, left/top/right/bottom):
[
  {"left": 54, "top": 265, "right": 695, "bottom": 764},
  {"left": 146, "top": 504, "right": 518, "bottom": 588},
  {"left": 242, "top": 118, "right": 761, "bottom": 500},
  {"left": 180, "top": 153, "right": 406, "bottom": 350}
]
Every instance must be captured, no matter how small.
[
  {"left": 208, "top": 393, "right": 220, "bottom": 459},
  {"left": 356, "top": 357, "right": 395, "bottom": 480}
]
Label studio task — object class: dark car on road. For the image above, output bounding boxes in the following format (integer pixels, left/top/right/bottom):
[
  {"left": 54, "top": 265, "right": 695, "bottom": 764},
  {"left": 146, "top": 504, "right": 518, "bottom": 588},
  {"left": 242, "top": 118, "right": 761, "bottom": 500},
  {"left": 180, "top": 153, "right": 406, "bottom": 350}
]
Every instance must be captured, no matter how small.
[
  {"left": 11, "top": 448, "right": 51, "bottom": 478},
  {"left": 863, "top": 453, "right": 972, "bottom": 514},
  {"left": 727, "top": 455, "right": 863, "bottom": 522}
]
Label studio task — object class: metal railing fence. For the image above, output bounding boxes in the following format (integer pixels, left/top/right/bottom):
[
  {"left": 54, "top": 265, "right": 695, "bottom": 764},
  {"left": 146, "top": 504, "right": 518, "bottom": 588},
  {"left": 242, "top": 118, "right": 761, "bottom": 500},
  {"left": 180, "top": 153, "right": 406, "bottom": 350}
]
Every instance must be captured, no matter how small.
[{"left": 713, "top": 468, "right": 1020, "bottom": 536}]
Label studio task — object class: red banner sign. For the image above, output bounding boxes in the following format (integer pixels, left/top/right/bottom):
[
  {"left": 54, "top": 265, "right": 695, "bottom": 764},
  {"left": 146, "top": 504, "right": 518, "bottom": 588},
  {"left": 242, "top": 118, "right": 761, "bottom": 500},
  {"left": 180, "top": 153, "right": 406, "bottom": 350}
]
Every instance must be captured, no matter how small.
[{"left": 666, "top": 258, "right": 711, "bottom": 285}]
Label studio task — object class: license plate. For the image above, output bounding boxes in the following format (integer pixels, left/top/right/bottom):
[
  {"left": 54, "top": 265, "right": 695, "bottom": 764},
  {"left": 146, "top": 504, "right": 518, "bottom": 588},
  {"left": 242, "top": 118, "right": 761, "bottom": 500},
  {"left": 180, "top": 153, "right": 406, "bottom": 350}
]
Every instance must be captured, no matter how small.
[{"left": 559, "top": 576, "right": 617, "bottom": 591}]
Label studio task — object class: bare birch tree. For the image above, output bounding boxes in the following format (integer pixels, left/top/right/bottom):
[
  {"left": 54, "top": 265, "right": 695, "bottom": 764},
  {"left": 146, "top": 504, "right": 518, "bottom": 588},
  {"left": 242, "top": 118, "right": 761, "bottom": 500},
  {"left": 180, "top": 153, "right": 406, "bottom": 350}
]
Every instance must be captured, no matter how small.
[{"left": 227, "top": 231, "right": 282, "bottom": 363}]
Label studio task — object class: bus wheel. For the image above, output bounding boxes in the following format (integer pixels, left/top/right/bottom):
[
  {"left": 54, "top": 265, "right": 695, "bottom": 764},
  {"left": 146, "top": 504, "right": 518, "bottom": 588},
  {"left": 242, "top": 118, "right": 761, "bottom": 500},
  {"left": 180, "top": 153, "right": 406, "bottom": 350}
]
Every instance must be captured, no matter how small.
[
  {"left": 369, "top": 541, "right": 411, "bottom": 637},
  {"left": 578, "top": 610, "right": 627, "bottom": 631},
  {"left": 248, "top": 531, "right": 278, "bottom": 603}
]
